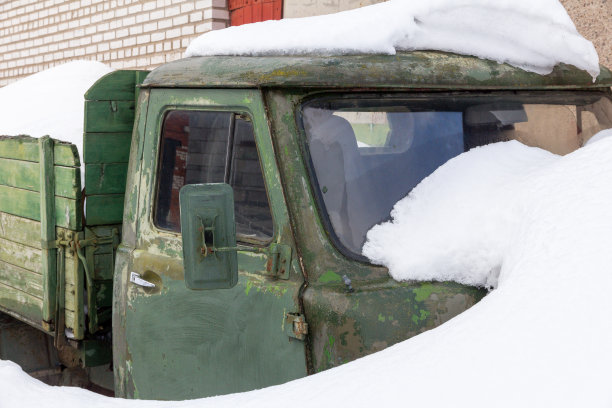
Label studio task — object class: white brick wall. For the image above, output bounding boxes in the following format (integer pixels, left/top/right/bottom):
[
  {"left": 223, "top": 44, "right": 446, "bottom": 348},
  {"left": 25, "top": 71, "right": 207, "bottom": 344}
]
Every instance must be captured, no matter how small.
[
  {"left": 0, "top": 0, "right": 230, "bottom": 86},
  {"left": 1, "top": 0, "right": 609, "bottom": 86}
]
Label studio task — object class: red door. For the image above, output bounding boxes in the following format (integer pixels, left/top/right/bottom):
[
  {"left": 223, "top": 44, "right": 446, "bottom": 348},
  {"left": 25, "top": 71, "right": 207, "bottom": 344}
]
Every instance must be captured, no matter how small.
[{"left": 229, "top": 0, "right": 282, "bottom": 26}]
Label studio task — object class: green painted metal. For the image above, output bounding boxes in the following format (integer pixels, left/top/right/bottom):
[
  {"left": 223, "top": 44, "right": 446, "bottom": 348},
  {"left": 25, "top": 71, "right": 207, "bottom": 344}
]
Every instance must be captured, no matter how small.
[
  {"left": 264, "top": 88, "right": 489, "bottom": 373},
  {"left": 180, "top": 183, "right": 238, "bottom": 290},
  {"left": 143, "top": 52, "right": 612, "bottom": 90},
  {"left": 38, "top": 137, "right": 57, "bottom": 325},
  {"left": 114, "top": 88, "right": 306, "bottom": 399},
  {"left": 2, "top": 53, "right": 610, "bottom": 400}
]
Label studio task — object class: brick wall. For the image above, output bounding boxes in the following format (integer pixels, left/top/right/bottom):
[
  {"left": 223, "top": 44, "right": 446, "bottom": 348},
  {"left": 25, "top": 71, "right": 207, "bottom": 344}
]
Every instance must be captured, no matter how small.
[
  {"left": 0, "top": 0, "right": 229, "bottom": 86},
  {"left": 0, "top": 0, "right": 610, "bottom": 87}
]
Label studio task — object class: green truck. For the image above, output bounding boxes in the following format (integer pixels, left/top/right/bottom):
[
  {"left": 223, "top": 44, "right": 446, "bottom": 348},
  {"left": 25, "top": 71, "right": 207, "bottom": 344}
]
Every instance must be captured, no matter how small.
[{"left": 1, "top": 51, "right": 611, "bottom": 400}]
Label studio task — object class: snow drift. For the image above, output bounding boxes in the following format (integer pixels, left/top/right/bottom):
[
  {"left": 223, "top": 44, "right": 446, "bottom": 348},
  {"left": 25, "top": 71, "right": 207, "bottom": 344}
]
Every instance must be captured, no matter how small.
[
  {"left": 185, "top": 0, "right": 600, "bottom": 79},
  {"left": 0, "top": 61, "right": 113, "bottom": 164},
  {"left": 4, "top": 134, "right": 612, "bottom": 407}
]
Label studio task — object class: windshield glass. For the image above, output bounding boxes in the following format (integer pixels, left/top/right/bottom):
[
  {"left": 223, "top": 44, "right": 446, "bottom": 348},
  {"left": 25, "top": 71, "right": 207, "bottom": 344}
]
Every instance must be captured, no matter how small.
[{"left": 302, "top": 92, "right": 612, "bottom": 256}]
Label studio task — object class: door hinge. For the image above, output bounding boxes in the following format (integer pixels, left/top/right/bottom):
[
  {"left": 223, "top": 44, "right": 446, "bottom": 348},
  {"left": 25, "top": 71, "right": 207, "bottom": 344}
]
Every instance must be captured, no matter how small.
[
  {"left": 265, "top": 243, "right": 291, "bottom": 280},
  {"left": 285, "top": 313, "right": 308, "bottom": 341}
]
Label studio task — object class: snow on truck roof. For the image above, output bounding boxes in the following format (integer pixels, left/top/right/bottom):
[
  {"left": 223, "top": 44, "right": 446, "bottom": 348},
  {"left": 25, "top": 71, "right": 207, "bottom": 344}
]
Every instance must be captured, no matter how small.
[
  {"left": 142, "top": 52, "right": 612, "bottom": 89},
  {"left": 183, "top": 0, "right": 602, "bottom": 81}
]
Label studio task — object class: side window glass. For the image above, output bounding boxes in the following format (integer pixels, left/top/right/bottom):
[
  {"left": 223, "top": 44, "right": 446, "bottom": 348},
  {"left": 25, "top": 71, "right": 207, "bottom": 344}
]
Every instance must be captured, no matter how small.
[
  {"left": 155, "top": 110, "right": 273, "bottom": 242},
  {"left": 230, "top": 117, "right": 274, "bottom": 240}
]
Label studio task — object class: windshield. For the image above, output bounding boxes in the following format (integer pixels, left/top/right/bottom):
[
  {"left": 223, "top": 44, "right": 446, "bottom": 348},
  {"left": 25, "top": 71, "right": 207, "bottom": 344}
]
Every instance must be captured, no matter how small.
[{"left": 302, "top": 92, "right": 612, "bottom": 256}]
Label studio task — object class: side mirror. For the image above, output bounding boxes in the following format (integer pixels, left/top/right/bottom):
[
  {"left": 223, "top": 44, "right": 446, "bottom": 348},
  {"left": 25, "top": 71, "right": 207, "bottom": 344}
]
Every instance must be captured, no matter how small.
[{"left": 179, "top": 183, "right": 238, "bottom": 290}]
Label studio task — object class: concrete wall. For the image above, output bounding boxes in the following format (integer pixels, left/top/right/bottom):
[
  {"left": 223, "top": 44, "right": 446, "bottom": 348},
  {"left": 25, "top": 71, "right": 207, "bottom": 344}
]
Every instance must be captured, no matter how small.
[
  {"left": 562, "top": 0, "right": 612, "bottom": 68},
  {"left": 0, "top": 0, "right": 229, "bottom": 86}
]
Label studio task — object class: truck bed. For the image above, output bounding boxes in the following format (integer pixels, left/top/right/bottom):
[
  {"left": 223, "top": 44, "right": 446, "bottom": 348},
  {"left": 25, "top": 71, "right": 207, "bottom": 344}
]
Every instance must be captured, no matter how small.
[{"left": 0, "top": 70, "right": 148, "bottom": 364}]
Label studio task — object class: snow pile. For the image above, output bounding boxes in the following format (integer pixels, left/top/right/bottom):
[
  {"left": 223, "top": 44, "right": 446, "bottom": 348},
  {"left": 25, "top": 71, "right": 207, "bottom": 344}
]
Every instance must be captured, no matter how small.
[
  {"left": 362, "top": 141, "right": 558, "bottom": 288},
  {"left": 185, "top": 0, "right": 600, "bottom": 79},
  {"left": 0, "top": 61, "right": 113, "bottom": 164},
  {"left": 4, "top": 134, "right": 612, "bottom": 407}
]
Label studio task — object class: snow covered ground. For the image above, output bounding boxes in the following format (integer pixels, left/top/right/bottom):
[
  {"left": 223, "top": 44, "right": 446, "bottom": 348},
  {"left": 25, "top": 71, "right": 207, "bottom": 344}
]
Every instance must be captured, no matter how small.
[
  {"left": 186, "top": 0, "right": 600, "bottom": 79},
  {"left": 3, "top": 134, "right": 612, "bottom": 407},
  {"left": 0, "top": 60, "right": 113, "bottom": 165},
  {"left": 2, "top": 0, "right": 612, "bottom": 406}
]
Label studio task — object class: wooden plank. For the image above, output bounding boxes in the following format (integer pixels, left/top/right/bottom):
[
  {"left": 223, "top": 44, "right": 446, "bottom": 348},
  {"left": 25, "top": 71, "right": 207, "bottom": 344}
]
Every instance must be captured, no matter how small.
[
  {"left": 0, "top": 185, "right": 81, "bottom": 230},
  {"left": 0, "top": 212, "right": 40, "bottom": 248},
  {"left": 85, "top": 194, "right": 124, "bottom": 225},
  {"left": 0, "top": 158, "right": 37, "bottom": 191},
  {"left": 53, "top": 142, "right": 80, "bottom": 167},
  {"left": 0, "top": 261, "right": 43, "bottom": 299},
  {"left": 64, "top": 283, "right": 78, "bottom": 312},
  {"left": 39, "top": 136, "right": 57, "bottom": 324},
  {"left": 64, "top": 257, "right": 79, "bottom": 286},
  {"left": 0, "top": 213, "right": 81, "bottom": 251},
  {"left": 0, "top": 136, "right": 79, "bottom": 167},
  {"left": 65, "top": 309, "right": 77, "bottom": 334},
  {"left": 0, "top": 282, "right": 43, "bottom": 325},
  {"left": 85, "top": 163, "right": 128, "bottom": 195},
  {"left": 84, "top": 101, "right": 136, "bottom": 133},
  {"left": 84, "top": 70, "right": 148, "bottom": 101},
  {"left": 0, "top": 159, "right": 80, "bottom": 199},
  {"left": 0, "top": 236, "right": 41, "bottom": 272},
  {"left": 63, "top": 238, "right": 84, "bottom": 339},
  {"left": 83, "top": 132, "right": 132, "bottom": 163}
]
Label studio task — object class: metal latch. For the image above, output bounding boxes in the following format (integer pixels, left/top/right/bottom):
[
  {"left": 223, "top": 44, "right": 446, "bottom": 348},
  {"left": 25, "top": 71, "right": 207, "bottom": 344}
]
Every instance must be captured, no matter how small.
[
  {"left": 266, "top": 243, "right": 292, "bottom": 280},
  {"left": 285, "top": 313, "right": 308, "bottom": 340}
]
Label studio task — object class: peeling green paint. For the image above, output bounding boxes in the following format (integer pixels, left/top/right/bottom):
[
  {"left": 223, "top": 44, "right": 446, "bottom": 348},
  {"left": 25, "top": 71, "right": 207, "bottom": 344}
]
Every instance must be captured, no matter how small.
[
  {"left": 413, "top": 283, "right": 436, "bottom": 302},
  {"left": 318, "top": 270, "right": 342, "bottom": 284}
]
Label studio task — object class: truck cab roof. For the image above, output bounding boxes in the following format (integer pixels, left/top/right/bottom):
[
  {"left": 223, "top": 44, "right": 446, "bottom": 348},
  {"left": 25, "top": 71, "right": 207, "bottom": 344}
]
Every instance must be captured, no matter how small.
[{"left": 142, "top": 51, "right": 612, "bottom": 90}]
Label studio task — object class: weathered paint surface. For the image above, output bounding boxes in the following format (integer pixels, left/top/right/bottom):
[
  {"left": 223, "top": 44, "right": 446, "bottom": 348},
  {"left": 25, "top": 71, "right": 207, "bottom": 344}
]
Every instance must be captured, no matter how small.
[
  {"left": 0, "top": 135, "right": 83, "bottom": 336},
  {"left": 264, "top": 88, "right": 489, "bottom": 373},
  {"left": 305, "top": 280, "right": 484, "bottom": 371},
  {"left": 143, "top": 51, "right": 612, "bottom": 90},
  {"left": 5, "top": 52, "right": 612, "bottom": 400},
  {"left": 114, "top": 88, "right": 307, "bottom": 399}
]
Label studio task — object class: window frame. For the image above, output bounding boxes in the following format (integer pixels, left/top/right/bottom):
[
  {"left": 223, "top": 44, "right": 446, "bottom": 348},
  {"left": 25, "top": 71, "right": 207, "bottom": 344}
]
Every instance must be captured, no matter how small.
[
  {"left": 151, "top": 105, "right": 275, "bottom": 246},
  {"left": 297, "top": 90, "right": 612, "bottom": 263}
]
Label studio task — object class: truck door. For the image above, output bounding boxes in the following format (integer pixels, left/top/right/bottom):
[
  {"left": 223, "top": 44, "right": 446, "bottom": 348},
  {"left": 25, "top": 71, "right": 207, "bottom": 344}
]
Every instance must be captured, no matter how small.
[{"left": 116, "top": 89, "right": 307, "bottom": 400}]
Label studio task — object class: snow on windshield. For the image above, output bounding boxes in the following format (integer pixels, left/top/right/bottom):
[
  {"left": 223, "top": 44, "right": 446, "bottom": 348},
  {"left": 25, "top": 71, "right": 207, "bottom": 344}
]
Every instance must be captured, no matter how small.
[
  {"left": 0, "top": 61, "right": 113, "bottom": 165},
  {"left": 4, "top": 135, "right": 612, "bottom": 407},
  {"left": 185, "top": 0, "right": 600, "bottom": 79}
]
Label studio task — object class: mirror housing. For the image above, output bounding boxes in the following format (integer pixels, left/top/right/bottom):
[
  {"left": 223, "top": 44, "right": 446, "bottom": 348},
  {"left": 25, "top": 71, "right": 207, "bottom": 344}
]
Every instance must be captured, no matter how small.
[{"left": 179, "top": 183, "right": 238, "bottom": 290}]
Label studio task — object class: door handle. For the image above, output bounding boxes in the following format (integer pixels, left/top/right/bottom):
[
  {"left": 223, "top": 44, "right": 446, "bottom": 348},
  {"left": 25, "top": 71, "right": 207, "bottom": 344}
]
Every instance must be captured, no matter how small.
[{"left": 130, "top": 272, "right": 156, "bottom": 288}]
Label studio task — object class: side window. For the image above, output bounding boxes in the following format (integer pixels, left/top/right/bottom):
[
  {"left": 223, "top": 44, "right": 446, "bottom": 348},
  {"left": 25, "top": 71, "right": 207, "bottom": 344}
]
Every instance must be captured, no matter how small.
[{"left": 154, "top": 110, "right": 273, "bottom": 242}]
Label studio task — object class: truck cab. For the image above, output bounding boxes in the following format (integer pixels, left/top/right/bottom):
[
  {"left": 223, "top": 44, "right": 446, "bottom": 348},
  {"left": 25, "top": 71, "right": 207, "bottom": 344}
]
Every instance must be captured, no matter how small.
[{"left": 1, "top": 51, "right": 612, "bottom": 400}]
